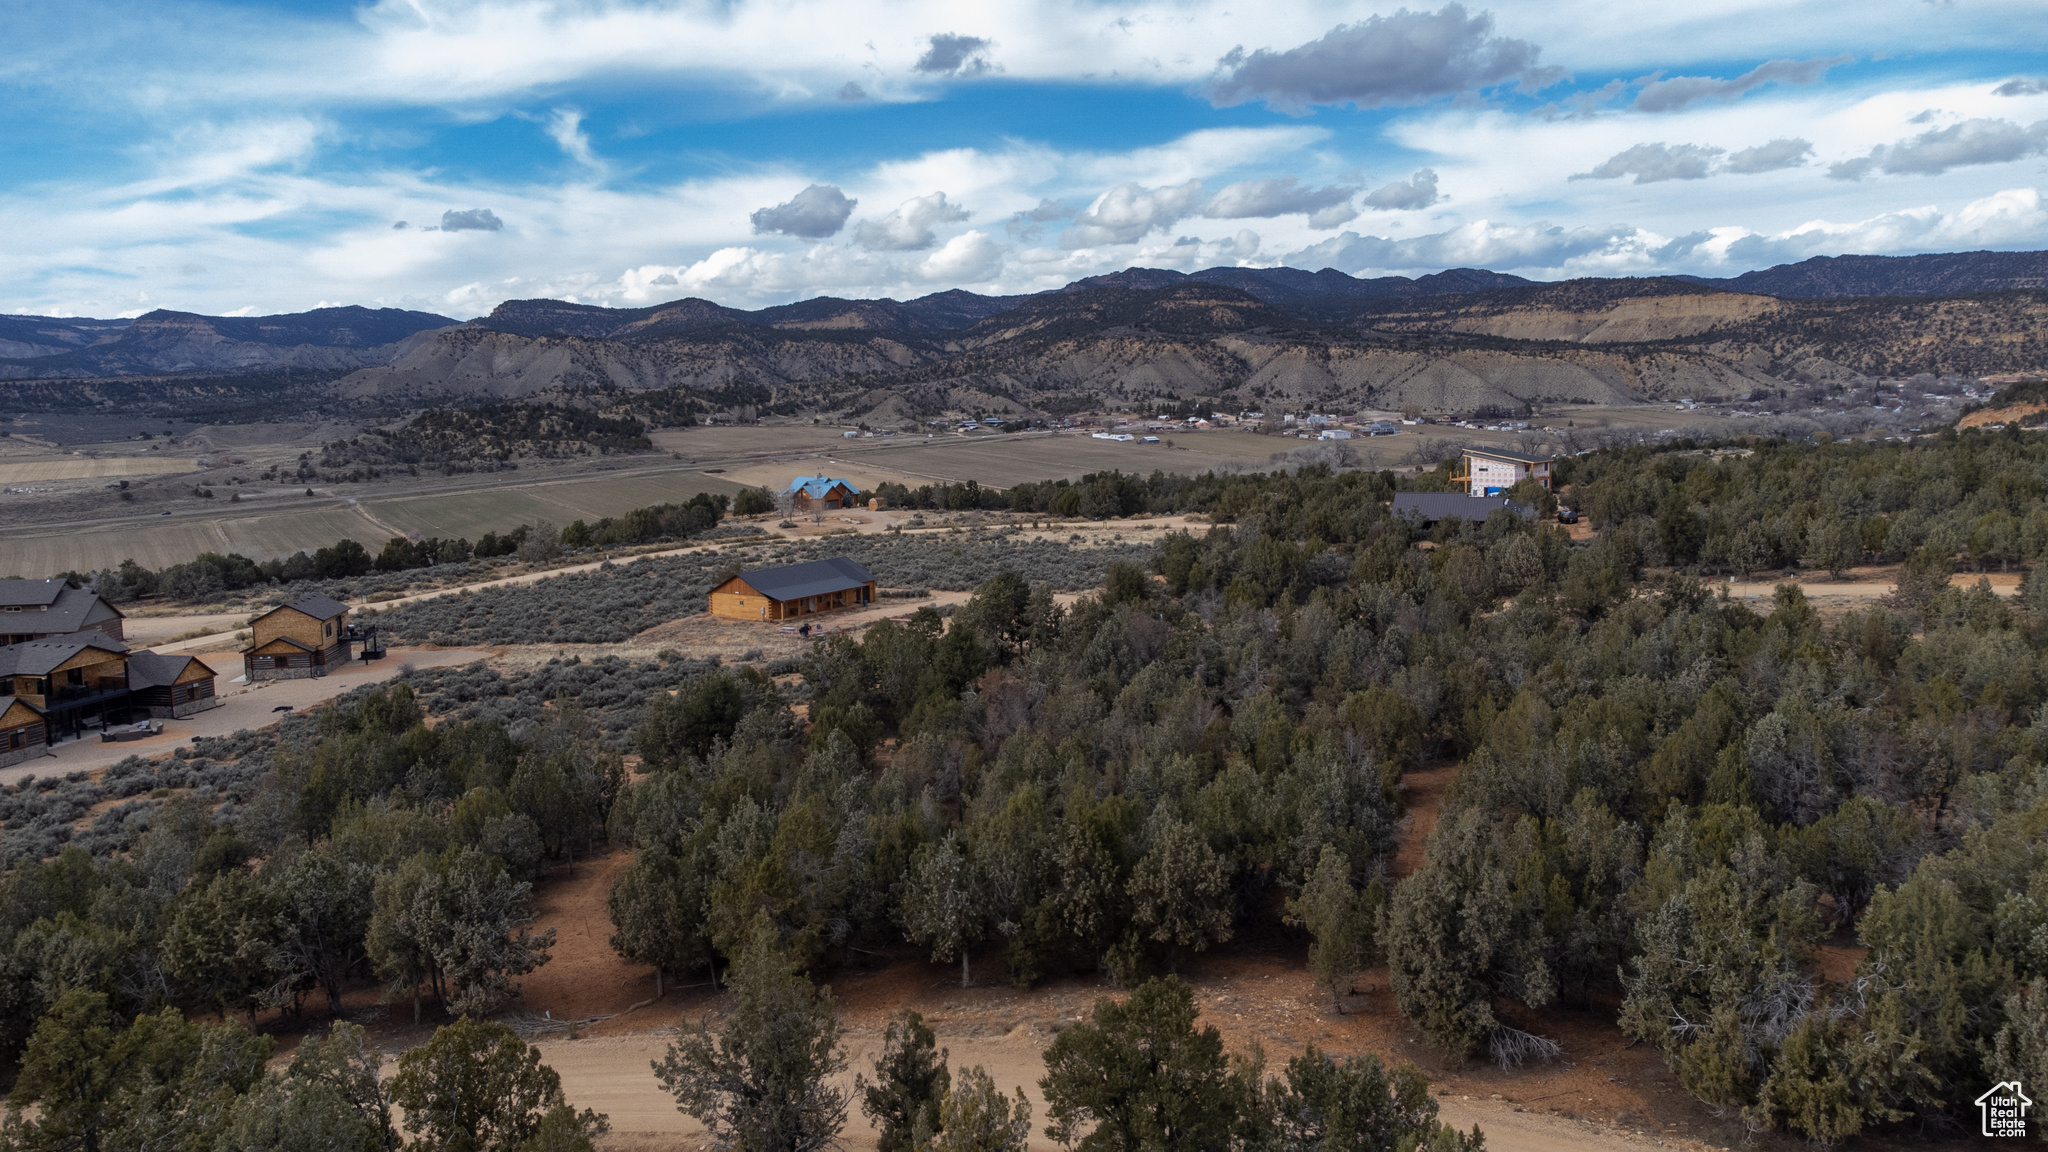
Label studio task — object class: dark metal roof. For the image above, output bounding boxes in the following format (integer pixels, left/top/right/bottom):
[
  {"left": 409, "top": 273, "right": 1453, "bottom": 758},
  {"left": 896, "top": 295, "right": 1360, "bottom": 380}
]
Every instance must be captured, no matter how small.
[
  {"left": 0, "top": 632, "right": 130, "bottom": 677},
  {"left": 126, "top": 651, "right": 215, "bottom": 689},
  {"left": 18, "top": 587, "right": 124, "bottom": 637},
  {"left": 0, "top": 579, "right": 68, "bottom": 609},
  {"left": 736, "top": 556, "right": 876, "bottom": 602},
  {"left": 265, "top": 593, "right": 352, "bottom": 621},
  {"left": 1463, "top": 445, "right": 1552, "bottom": 464},
  {"left": 1392, "top": 493, "right": 1535, "bottom": 524}
]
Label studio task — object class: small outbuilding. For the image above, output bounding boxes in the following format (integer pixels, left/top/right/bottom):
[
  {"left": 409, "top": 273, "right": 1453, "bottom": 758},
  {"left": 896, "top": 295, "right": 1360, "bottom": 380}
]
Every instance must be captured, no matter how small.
[
  {"left": 125, "top": 652, "right": 222, "bottom": 718},
  {"left": 0, "top": 698, "right": 48, "bottom": 768},
  {"left": 243, "top": 593, "right": 355, "bottom": 681},
  {"left": 710, "top": 557, "right": 877, "bottom": 622}
]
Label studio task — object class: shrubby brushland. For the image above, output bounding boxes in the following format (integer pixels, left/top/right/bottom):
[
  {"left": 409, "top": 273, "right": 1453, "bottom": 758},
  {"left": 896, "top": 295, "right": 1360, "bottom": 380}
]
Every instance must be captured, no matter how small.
[
  {"left": 363, "top": 530, "right": 1153, "bottom": 646},
  {"left": 4, "top": 431, "right": 2048, "bottom": 1146}
]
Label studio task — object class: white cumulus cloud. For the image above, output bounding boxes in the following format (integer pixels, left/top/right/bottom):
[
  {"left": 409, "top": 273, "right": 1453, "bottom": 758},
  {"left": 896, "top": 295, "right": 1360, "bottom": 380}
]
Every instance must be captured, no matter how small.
[
  {"left": 855, "top": 191, "right": 972, "bottom": 251},
  {"left": 1062, "top": 179, "right": 1206, "bottom": 248}
]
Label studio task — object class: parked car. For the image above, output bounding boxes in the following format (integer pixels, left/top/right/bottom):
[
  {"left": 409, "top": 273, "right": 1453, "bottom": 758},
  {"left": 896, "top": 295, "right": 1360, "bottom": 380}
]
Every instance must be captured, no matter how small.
[{"left": 1557, "top": 507, "right": 1579, "bottom": 524}]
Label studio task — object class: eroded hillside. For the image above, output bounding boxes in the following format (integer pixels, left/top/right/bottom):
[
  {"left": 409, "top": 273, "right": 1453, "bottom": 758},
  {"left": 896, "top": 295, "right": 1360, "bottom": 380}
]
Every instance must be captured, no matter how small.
[{"left": 327, "top": 278, "right": 2048, "bottom": 417}]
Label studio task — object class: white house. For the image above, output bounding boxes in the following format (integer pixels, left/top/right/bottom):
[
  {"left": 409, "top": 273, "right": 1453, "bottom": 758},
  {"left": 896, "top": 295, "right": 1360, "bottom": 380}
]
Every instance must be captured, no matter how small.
[{"left": 1456, "top": 447, "right": 1554, "bottom": 497}]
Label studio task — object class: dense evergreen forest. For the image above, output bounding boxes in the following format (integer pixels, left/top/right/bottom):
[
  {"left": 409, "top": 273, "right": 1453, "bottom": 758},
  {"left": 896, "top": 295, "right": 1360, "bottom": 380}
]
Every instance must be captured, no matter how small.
[{"left": 4, "top": 429, "right": 2048, "bottom": 1148}]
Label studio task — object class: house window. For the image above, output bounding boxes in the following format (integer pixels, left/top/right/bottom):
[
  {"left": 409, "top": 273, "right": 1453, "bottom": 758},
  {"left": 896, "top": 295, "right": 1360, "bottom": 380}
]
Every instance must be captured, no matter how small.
[
  {"left": 7, "top": 730, "right": 20, "bottom": 750},
  {"left": 67, "top": 669, "right": 83, "bottom": 687}
]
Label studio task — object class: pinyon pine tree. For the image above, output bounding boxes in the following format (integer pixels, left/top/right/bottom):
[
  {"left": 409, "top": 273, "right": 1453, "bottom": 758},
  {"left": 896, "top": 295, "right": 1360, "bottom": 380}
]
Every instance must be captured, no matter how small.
[{"left": 654, "top": 913, "right": 848, "bottom": 1152}]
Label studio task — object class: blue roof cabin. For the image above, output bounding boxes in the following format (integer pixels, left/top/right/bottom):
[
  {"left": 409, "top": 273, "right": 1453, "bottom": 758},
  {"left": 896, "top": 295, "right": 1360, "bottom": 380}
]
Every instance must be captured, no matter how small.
[{"left": 784, "top": 475, "right": 859, "bottom": 511}]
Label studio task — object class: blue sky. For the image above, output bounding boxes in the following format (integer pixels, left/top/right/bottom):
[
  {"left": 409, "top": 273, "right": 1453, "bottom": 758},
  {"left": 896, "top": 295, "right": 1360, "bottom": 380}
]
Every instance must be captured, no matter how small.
[{"left": 5, "top": 0, "right": 2048, "bottom": 318}]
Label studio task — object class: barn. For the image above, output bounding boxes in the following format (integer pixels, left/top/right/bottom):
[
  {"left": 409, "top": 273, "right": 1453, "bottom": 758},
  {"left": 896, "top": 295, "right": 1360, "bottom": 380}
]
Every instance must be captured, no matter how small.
[{"left": 710, "top": 557, "right": 877, "bottom": 622}]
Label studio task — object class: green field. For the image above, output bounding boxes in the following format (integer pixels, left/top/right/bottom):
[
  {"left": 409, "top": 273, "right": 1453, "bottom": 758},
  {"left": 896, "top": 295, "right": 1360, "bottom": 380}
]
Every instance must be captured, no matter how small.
[
  {"left": 4, "top": 427, "right": 1357, "bottom": 578},
  {"left": 2, "top": 505, "right": 386, "bottom": 577},
  {"left": 364, "top": 471, "right": 747, "bottom": 540},
  {"left": 2, "top": 469, "right": 753, "bottom": 577}
]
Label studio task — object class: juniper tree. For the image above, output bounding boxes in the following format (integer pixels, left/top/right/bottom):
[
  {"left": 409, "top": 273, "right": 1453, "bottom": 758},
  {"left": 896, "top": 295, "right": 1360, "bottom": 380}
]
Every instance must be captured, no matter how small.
[
  {"left": 366, "top": 849, "right": 554, "bottom": 1019},
  {"left": 1039, "top": 977, "right": 1238, "bottom": 1152},
  {"left": 226, "top": 1022, "right": 396, "bottom": 1152},
  {"left": 1993, "top": 978, "right": 2048, "bottom": 1101},
  {"left": 4, "top": 990, "right": 187, "bottom": 1152},
  {"left": 162, "top": 868, "right": 283, "bottom": 1023},
  {"left": 654, "top": 914, "right": 848, "bottom": 1152},
  {"left": 265, "top": 851, "right": 375, "bottom": 1017},
  {"left": 928, "top": 1066, "right": 1031, "bottom": 1152},
  {"left": 389, "top": 1016, "right": 605, "bottom": 1152},
  {"left": 901, "top": 833, "right": 986, "bottom": 987},
  {"left": 1128, "top": 812, "right": 1232, "bottom": 972},
  {"left": 606, "top": 832, "right": 717, "bottom": 996},
  {"left": 1263, "top": 1046, "right": 1482, "bottom": 1152},
  {"left": 1283, "top": 846, "right": 1380, "bottom": 1011},
  {"left": 857, "top": 1010, "right": 949, "bottom": 1152}
]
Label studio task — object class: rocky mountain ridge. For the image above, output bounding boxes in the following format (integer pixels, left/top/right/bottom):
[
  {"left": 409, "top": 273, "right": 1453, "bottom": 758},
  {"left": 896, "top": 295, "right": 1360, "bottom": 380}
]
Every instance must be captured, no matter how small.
[
  {"left": 0, "top": 306, "right": 460, "bottom": 378},
  {"left": 7, "top": 252, "right": 2048, "bottom": 417},
  {"left": 333, "top": 278, "right": 2048, "bottom": 418}
]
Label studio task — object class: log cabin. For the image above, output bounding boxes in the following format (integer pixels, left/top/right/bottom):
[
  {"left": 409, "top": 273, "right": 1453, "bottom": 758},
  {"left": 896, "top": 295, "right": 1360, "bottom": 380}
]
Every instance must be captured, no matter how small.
[
  {"left": 243, "top": 593, "right": 354, "bottom": 681},
  {"left": 710, "top": 557, "right": 877, "bottom": 622},
  {"left": 784, "top": 476, "right": 859, "bottom": 513},
  {"left": 0, "top": 633, "right": 225, "bottom": 758},
  {"left": 0, "top": 631, "right": 134, "bottom": 744},
  {"left": 0, "top": 579, "right": 125, "bottom": 645},
  {"left": 125, "top": 652, "right": 222, "bottom": 718}
]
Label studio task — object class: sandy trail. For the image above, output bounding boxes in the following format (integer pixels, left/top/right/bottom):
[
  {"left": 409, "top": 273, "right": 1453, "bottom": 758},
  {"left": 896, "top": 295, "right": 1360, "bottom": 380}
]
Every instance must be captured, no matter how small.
[
  {"left": 1724, "top": 570, "right": 2019, "bottom": 602},
  {"left": 534, "top": 1021, "right": 1709, "bottom": 1152}
]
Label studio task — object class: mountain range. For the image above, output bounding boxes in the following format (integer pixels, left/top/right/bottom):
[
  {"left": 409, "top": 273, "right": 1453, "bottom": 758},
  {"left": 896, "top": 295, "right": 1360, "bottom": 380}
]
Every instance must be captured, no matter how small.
[{"left": 4, "top": 250, "right": 2047, "bottom": 417}]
